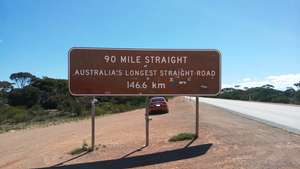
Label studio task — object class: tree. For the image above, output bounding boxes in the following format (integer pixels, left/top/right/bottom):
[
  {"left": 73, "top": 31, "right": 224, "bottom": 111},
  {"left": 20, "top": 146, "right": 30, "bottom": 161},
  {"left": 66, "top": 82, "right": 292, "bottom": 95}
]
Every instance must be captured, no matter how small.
[
  {"left": 284, "top": 87, "right": 296, "bottom": 97},
  {"left": 30, "top": 77, "right": 69, "bottom": 109},
  {"left": 234, "top": 85, "right": 241, "bottom": 88},
  {"left": 8, "top": 86, "right": 41, "bottom": 107},
  {"left": 294, "top": 81, "right": 300, "bottom": 90},
  {"left": 0, "top": 81, "right": 13, "bottom": 93},
  {"left": 295, "top": 91, "right": 300, "bottom": 102},
  {"left": 31, "top": 77, "right": 68, "bottom": 95},
  {"left": 262, "top": 84, "right": 274, "bottom": 89},
  {"left": 9, "top": 72, "right": 36, "bottom": 88}
]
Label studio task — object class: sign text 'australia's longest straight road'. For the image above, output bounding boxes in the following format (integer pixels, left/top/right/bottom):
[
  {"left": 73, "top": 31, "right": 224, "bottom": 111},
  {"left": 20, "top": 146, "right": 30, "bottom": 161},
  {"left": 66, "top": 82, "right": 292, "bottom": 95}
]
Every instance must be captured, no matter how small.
[{"left": 68, "top": 48, "right": 221, "bottom": 96}]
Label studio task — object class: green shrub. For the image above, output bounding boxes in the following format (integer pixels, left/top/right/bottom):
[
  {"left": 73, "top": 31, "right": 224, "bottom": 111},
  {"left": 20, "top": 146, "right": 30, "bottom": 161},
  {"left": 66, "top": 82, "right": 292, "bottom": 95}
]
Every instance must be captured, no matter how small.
[
  {"left": 13, "top": 110, "right": 31, "bottom": 123},
  {"left": 169, "top": 133, "right": 196, "bottom": 142},
  {"left": 71, "top": 102, "right": 82, "bottom": 116},
  {"left": 0, "top": 106, "right": 31, "bottom": 124},
  {"left": 271, "top": 96, "right": 290, "bottom": 103},
  {"left": 8, "top": 87, "right": 41, "bottom": 107},
  {"left": 69, "top": 140, "right": 90, "bottom": 155},
  {"left": 57, "top": 97, "right": 83, "bottom": 116},
  {"left": 1, "top": 74, "right": 150, "bottom": 130},
  {"left": 101, "top": 102, "right": 114, "bottom": 113},
  {"left": 95, "top": 106, "right": 106, "bottom": 116},
  {"left": 40, "top": 94, "right": 58, "bottom": 109},
  {"left": 294, "top": 91, "right": 300, "bottom": 104}
]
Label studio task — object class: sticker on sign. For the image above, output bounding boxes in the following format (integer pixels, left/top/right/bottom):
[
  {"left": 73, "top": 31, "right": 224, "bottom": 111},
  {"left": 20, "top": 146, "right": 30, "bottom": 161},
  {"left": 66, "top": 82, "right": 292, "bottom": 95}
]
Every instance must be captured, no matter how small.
[{"left": 68, "top": 48, "right": 221, "bottom": 96}]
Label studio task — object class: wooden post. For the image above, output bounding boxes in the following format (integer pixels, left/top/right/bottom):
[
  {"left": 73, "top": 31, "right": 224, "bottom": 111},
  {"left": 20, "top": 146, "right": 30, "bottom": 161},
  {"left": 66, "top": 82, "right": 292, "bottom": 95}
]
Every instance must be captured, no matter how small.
[
  {"left": 195, "top": 96, "right": 199, "bottom": 138},
  {"left": 91, "top": 96, "right": 96, "bottom": 151},
  {"left": 145, "top": 97, "right": 149, "bottom": 146}
]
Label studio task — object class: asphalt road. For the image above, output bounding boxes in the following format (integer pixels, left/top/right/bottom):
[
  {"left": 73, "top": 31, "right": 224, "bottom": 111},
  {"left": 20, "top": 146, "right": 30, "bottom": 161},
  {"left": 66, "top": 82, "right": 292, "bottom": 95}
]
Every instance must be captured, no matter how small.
[{"left": 186, "top": 97, "right": 300, "bottom": 134}]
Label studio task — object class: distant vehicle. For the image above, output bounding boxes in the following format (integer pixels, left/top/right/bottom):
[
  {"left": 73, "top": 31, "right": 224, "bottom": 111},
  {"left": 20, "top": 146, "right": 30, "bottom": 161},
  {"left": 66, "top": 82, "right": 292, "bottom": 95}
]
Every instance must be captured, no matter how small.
[{"left": 148, "top": 97, "right": 169, "bottom": 115}]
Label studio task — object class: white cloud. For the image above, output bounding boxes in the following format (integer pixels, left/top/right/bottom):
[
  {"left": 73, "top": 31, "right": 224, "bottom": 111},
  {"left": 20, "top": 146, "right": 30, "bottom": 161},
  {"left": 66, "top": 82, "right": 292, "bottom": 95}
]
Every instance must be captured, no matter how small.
[
  {"left": 222, "top": 83, "right": 233, "bottom": 88},
  {"left": 242, "top": 78, "right": 251, "bottom": 82},
  {"left": 224, "top": 73, "right": 300, "bottom": 90}
]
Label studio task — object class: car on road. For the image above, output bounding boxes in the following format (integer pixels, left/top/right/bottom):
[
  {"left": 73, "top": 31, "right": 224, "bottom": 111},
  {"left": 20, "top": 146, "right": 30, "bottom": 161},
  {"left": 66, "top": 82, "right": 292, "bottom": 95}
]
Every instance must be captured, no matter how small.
[{"left": 148, "top": 97, "right": 169, "bottom": 115}]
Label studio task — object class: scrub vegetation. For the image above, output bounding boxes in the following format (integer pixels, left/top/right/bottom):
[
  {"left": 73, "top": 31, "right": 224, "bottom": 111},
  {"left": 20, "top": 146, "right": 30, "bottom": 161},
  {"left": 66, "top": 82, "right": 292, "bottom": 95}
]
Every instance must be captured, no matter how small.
[
  {"left": 216, "top": 83, "right": 300, "bottom": 105},
  {"left": 69, "top": 140, "right": 91, "bottom": 155},
  {"left": 169, "top": 133, "right": 196, "bottom": 142},
  {"left": 0, "top": 72, "right": 147, "bottom": 133},
  {"left": 0, "top": 72, "right": 299, "bottom": 133}
]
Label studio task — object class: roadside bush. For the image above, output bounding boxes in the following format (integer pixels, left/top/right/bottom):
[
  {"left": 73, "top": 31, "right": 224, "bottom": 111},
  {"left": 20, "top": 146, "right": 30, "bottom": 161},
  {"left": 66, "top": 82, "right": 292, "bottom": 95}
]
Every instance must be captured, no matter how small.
[
  {"left": 0, "top": 106, "right": 31, "bottom": 124},
  {"left": 40, "top": 94, "right": 58, "bottom": 109},
  {"left": 113, "top": 104, "right": 134, "bottom": 113},
  {"left": 271, "top": 96, "right": 290, "bottom": 103},
  {"left": 1, "top": 73, "right": 150, "bottom": 130},
  {"left": 71, "top": 101, "right": 82, "bottom": 116},
  {"left": 8, "top": 86, "right": 41, "bottom": 107},
  {"left": 95, "top": 106, "right": 106, "bottom": 116},
  {"left": 217, "top": 87, "right": 300, "bottom": 105},
  {"left": 295, "top": 91, "right": 300, "bottom": 104},
  {"left": 0, "top": 95, "right": 8, "bottom": 105},
  {"left": 69, "top": 140, "right": 90, "bottom": 155},
  {"left": 169, "top": 133, "right": 196, "bottom": 142},
  {"left": 29, "top": 104, "right": 47, "bottom": 116},
  {"left": 284, "top": 88, "right": 296, "bottom": 97},
  {"left": 218, "top": 89, "right": 248, "bottom": 100},
  {"left": 100, "top": 102, "right": 114, "bottom": 113},
  {"left": 13, "top": 109, "right": 32, "bottom": 123},
  {"left": 0, "top": 100, "right": 7, "bottom": 108},
  {"left": 57, "top": 97, "right": 83, "bottom": 116}
]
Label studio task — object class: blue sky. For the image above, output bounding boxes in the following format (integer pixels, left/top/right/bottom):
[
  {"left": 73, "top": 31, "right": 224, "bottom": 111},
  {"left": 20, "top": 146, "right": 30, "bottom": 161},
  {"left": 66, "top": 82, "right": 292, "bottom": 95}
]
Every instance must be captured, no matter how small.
[{"left": 1, "top": 0, "right": 299, "bottom": 89}]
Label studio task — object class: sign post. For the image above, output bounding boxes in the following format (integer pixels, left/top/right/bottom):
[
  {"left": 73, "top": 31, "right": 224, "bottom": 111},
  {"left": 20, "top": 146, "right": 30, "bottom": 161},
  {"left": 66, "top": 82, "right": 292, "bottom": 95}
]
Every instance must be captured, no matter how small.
[
  {"left": 68, "top": 48, "right": 221, "bottom": 147},
  {"left": 145, "top": 97, "right": 149, "bottom": 146},
  {"left": 91, "top": 97, "right": 96, "bottom": 150},
  {"left": 195, "top": 96, "right": 199, "bottom": 138}
]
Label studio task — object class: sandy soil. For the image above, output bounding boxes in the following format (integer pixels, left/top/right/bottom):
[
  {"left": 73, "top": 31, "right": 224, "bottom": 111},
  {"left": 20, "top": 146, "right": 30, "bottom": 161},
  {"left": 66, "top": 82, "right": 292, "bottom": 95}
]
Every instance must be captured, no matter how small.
[{"left": 0, "top": 97, "right": 299, "bottom": 169}]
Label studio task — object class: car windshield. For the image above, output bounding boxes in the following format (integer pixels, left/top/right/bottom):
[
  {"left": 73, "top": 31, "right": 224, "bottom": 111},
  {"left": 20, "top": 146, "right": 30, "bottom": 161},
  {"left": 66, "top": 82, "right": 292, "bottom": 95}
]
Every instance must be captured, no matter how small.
[{"left": 151, "top": 98, "right": 165, "bottom": 102}]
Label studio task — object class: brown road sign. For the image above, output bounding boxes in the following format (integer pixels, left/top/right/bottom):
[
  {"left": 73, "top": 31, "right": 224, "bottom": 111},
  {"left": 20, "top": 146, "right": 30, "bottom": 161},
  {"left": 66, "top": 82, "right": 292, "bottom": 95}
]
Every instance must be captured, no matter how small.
[{"left": 68, "top": 48, "right": 221, "bottom": 96}]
